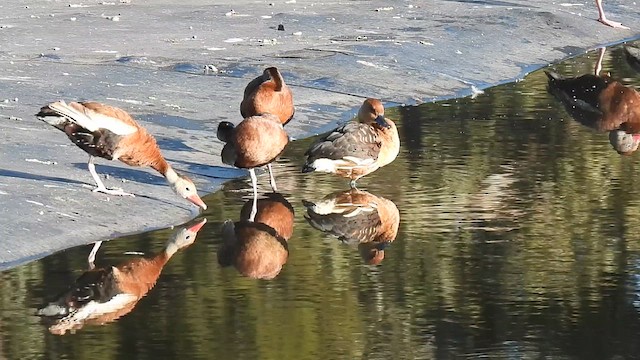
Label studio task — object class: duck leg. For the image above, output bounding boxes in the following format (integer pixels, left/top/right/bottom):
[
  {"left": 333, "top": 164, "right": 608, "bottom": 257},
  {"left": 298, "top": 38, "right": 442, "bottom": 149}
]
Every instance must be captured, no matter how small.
[
  {"left": 595, "top": 0, "right": 629, "bottom": 29},
  {"left": 87, "top": 240, "right": 102, "bottom": 269},
  {"left": 267, "top": 163, "right": 278, "bottom": 192},
  {"left": 87, "top": 155, "right": 135, "bottom": 197},
  {"left": 249, "top": 168, "right": 258, "bottom": 222},
  {"left": 594, "top": 47, "right": 606, "bottom": 76}
]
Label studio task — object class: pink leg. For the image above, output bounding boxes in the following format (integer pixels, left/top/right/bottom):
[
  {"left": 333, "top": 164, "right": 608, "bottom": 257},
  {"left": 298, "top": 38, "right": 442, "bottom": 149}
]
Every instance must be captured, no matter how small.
[{"left": 595, "top": 0, "right": 629, "bottom": 29}]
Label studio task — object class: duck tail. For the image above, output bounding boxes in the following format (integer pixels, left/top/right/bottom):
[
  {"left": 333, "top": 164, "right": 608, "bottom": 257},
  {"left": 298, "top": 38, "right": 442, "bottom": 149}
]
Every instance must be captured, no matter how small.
[
  {"left": 36, "top": 101, "right": 89, "bottom": 131},
  {"left": 217, "top": 121, "right": 235, "bottom": 143}
]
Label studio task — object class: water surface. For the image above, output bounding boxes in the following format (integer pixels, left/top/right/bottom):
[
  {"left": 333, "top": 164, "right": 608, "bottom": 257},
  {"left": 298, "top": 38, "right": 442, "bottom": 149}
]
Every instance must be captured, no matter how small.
[{"left": 2, "top": 42, "right": 640, "bottom": 359}]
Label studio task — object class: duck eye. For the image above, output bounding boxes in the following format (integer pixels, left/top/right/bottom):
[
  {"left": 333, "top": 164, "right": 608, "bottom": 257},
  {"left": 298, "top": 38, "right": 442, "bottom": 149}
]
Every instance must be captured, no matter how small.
[
  {"left": 186, "top": 235, "right": 191, "bottom": 240},
  {"left": 185, "top": 187, "right": 191, "bottom": 191}
]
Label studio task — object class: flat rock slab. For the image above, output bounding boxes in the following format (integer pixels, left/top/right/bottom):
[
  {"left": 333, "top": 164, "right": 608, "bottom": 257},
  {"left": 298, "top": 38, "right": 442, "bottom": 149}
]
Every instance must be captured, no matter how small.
[{"left": 0, "top": 0, "right": 638, "bottom": 270}]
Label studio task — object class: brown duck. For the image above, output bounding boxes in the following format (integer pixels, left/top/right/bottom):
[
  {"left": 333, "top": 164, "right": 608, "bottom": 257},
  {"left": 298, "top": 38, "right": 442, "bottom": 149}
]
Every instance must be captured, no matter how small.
[
  {"left": 36, "top": 100, "right": 207, "bottom": 209},
  {"left": 217, "top": 113, "right": 289, "bottom": 221},
  {"left": 302, "top": 98, "right": 400, "bottom": 188},
  {"left": 240, "top": 66, "right": 295, "bottom": 126}
]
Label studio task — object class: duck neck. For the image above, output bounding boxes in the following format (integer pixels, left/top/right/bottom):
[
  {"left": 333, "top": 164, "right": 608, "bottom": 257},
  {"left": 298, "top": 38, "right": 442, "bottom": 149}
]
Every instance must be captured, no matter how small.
[
  {"left": 267, "top": 68, "right": 284, "bottom": 91},
  {"left": 151, "top": 156, "right": 178, "bottom": 185}
]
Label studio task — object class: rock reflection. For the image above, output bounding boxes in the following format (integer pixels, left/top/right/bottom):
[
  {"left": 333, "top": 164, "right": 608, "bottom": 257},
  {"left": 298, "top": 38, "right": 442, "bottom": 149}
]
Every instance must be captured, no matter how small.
[
  {"left": 546, "top": 50, "right": 640, "bottom": 155},
  {"left": 217, "top": 193, "right": 294, "bottom": 279},
  {"left": 302, "top": 189, "right": 400, "bottom": 265},
  {"left": 37, "top": 218, "right": 207, "bottom": 335}
]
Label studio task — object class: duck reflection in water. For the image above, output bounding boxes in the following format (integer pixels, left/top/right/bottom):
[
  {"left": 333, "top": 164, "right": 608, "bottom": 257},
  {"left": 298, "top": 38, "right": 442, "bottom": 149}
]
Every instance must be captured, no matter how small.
[
  {"left": 303, "top": 189, "right": 400, "bottom": 265},
  {"left": 546, "top": 48, "right": 640, "bottom": 155},
  {"left": 218, "top": 193, "right": 294, "bottom": 280},
  {"left": 37, "top": 218, "right": 207, "bottom": 335}
]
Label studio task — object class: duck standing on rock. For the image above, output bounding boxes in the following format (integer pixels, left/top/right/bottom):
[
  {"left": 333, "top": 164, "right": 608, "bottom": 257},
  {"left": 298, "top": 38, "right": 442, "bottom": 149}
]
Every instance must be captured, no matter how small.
[
  {"left": 36, "top": 100, "right": 207, "bottom": 209},
  {"left": 217, "top": 67, "right": 293, "bottom": 221},
  {"left": 302, "top": 98, "right": 400, "bottom": 188},
  {"left": 217, "top": 114, "right": 289, "bottom": 221}
]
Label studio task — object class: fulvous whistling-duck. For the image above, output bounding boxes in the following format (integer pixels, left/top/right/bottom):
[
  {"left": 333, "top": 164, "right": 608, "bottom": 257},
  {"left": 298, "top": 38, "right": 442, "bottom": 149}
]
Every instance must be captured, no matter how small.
[
  {"left": 37, "top": 218, "right": 207, "bottom": 335},
  {"left": 218, "top": 193, "right": 293, "bottom": 279},
  {"left": 36, "top": 101, "right": 207, "bottom": 209},
  {"left": 241, "top": 67, "right": 295, "bottom": 126},
  {"left": 303, "top": 188, "right": 399, "bottom": 265},
  {"left": 217, "top": 113, "right": 289, "bottom": 221},
  {"left": 302, "top": 98, "right": 400, "bottom": 188}
]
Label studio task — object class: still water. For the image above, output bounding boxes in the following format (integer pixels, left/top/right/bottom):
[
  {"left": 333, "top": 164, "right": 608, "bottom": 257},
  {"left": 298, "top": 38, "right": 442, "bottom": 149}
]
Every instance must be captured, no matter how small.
[{"left": 2, "top": 42, "right": 640, "bottom": 359}]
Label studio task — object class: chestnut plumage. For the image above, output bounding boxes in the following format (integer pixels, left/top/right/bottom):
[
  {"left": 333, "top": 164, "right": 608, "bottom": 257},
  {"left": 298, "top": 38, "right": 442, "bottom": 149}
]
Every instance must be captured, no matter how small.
[
  {"left": 241, "top": 67, "right": 295, "bottom": 125},
  {"left": 217, "top": 113, "right": 289, "bottom": 221}
]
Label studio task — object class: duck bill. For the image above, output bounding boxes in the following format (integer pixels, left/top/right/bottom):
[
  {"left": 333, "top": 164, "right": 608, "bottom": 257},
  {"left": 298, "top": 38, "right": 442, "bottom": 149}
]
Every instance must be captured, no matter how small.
[
  {"left": 187, "top": 218, "right": 207, "bottom": 233},
  {"left": 188, "top": 194, "right": 208, "bottom": 210},
  {"left": 375, "top": 115, "right": 391, "bottom": 129}
]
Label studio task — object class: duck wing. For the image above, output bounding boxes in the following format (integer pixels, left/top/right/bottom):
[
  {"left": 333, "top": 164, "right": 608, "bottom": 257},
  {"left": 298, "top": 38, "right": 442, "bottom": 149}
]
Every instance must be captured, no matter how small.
[{"left": 305, "top": 122, "right": 382, "bottom": 164}]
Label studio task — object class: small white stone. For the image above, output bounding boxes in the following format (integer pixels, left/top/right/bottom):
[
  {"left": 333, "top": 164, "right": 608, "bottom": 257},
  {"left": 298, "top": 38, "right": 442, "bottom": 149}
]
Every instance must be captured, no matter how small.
[
  {"left": 204, "top": 64, "right": 219, "bottom": 73},
  {"left": 293, "top": 31, "right": 302, "bottom": 36}
]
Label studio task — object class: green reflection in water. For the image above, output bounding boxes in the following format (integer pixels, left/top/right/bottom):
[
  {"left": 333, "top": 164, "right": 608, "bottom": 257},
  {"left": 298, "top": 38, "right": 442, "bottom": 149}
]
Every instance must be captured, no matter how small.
[{"left": 2, "top": 42, "right": 640, "bottom": 359}]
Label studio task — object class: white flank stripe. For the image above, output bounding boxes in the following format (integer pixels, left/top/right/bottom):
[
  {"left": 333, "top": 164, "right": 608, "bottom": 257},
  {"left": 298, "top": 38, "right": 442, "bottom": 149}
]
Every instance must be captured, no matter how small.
[
  {"left": 310, "top": 158, "right": 337, "bottom": 173},
  {"left": 342, "top": 156, "right": 374, "bottom": 165},
  {"left": 49, "top": 101, "right": 137, "bottom": 135}
]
